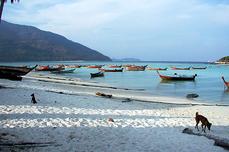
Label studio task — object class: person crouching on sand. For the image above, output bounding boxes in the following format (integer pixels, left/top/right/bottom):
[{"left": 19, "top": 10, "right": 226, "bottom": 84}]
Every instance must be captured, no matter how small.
[{"left": 31, "top": 93, "right": 37, "bottom": 104}]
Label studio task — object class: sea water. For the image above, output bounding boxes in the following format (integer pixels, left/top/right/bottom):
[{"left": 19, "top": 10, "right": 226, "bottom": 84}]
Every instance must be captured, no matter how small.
[{"left": 0, "top": 61, "right": 229, "bottom": 104}]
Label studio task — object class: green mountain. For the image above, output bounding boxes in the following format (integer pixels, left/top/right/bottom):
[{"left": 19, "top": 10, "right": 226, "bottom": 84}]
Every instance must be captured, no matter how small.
[
  {"left": 218, "top": 56, "right": 229, "bottom": 62},
  {"left": 0, "top": 21, "right": 111, "bottom": 62}
]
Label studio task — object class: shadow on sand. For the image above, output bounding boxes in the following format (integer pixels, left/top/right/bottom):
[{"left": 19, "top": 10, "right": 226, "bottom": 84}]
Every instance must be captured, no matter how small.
[{"left": 0, "top": 125, "right": 228, "bottom": 152}]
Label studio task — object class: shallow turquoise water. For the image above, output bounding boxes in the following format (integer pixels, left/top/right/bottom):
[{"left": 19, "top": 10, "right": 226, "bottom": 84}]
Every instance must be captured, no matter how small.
[{"left": 1, "top": 61, "right": 229, "bottom": 104}]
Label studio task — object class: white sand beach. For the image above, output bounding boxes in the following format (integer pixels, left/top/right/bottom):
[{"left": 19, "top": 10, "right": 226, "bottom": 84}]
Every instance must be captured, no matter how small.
[
  {"left": 1, "top": 0, "right": 229, "bottom": 151},
  {"left": 0, "top": 74, "right": 229, "bottom": 152}
]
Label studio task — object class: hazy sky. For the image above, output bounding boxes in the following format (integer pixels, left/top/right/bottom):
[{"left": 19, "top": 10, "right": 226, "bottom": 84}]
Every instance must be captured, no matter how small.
[{"left": 3, "top": 0, "right": 229, "bottom": 61}]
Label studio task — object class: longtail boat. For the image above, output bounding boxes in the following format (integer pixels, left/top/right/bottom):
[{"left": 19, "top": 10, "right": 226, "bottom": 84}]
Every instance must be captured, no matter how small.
[
  {"left": 90, "top": 72, "right": 104, "bottom": 78},
  {"left": 147, "top": 67, "right": 167, "bottom": 71},
  {"left": 49, "top": 66, "right": 64, "bottom": 71},
  {"left": 65, "top": 65, "right": 81, "bottom": 68},
  {"left": 99, "top": 68, "right": 123, "bottom": 72},
  {"left": 126, "top": 65, "right": 147, "bottom": 71},
  {"left": 35, "top": 65, "right": 64, "bottom": 71},
  {"left": 191, "top": 67, "right": 207, "bottom": 70},
  {"left": 0, "top": 65, "right": 37, "bottom": 80},
  {"left": 109, "top": 65, "right": 122, "bottom": 68},
  {"left": 122, "top": 64, "right": 133, "bottom": 68},
  {"left": 171, "top": 67, "right": 191, "bottom": 70},
  {"left": 87, "top": 65, "right": 103, "bottom": 69},
  {"left": 51, "top": 68, "right": 75, "bottom": 74},
  {"left": 35, "top": 65, "right": 50, "bottom": 71},
  {"left": 222, "top": 76, "right": 229, "bottom": 88},
  {"left": 157, "top": 71, "right": 197, "bottom": 81}
]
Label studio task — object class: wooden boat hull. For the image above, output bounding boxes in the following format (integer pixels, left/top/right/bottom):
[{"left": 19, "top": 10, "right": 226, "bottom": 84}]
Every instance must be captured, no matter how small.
[
  {"left": 0, "top": 71, "right": 22, "bottom": 80},
  {"left": 191, "top": 67, "right": 207, "bottom": 70},
  {"left": 0, "top": 65, "right": 37, "bottom": 81},
  {"left": 65, "top": 65, "right": 81, "bottom": 68},
  {"left": 51, "top": 68, "right": 75, "bottom": 74},
  {"left": 157, "top": 71, "right": 196, "bottom": 81},
  {"left": 171, "top": 67, "right": 191, "bottom": 70},
  {"left": 90, "top": 72, "right": 104, "bottom": 78},
  {"left": 109, "top": 65, "right": 122, "bottom": 68},
  {"left": 35, "top": 66, "right": 49, "bottom": 71},
  {"left": 159, "top": 75, "right": 195, "bottom": 81},
  {"left": 147, "top": 67, "right": 167, "bottom": 71},
  {"left": 99, "top": 68, "right": 123, "bottom": 72},
  {"left": 87, "top": 65, "right": 103, "bottom": 68},
  {"left": 36, "top": 66, "right": 64, "bottom": 71},
  {"left": 126, "top": 66, "right": 147, "bottom": 71}
]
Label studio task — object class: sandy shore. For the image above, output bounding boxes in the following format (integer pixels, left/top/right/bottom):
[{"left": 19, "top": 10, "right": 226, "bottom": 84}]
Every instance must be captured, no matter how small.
[
  {"left": 0, "top": 75, "right": 229, "bottom": 151},
  {"left": 2, "top": 73, "right": 226, "bottom": 106}
]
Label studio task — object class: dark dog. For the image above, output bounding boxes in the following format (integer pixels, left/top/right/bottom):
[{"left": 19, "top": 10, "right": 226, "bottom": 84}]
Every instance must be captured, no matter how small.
[
  {"left": 195, "top": 112, "right": 212, "bottom": 132},
  {"left": 31, "top": 93, "right": 37, "bottom": 104}
]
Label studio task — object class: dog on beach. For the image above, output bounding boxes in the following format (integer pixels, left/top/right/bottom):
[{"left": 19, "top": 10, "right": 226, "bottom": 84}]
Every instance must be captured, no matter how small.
[
  {"left": 195, "top": 112, "right": 212, "bottom": 133},
  {"left": 31, "top": 93, "right": 37, "bottom": 104}
]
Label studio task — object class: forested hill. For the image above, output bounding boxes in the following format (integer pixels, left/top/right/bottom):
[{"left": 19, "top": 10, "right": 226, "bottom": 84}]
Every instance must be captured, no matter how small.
[
  {"left": 217, "top": 56, "right": 229, "bottom": 63},
  {"left": 0, "top": 21, "right": 111, "bottom": 62}
]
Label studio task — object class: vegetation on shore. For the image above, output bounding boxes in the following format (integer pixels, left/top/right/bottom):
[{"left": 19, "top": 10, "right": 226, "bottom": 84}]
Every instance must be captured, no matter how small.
[{"left": 216, "top": 56, "right": 229, "bottom": 64}]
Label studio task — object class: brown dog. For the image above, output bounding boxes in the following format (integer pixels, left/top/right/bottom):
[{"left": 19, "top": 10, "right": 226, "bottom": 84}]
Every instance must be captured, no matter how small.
[{"left": 195, "top": 112, "right": 212, "bottom": 132}]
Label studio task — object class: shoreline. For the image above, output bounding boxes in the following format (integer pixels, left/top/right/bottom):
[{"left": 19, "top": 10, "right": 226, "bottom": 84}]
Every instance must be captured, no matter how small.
[
  {"left": 1, "top": 85, "right": 229, "bottom": 107},
  {"left": 0, "top": 73, "right": 226, "bottom": 106}
]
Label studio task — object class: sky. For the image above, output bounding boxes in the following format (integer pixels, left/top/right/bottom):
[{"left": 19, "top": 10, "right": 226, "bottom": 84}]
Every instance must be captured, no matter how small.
[{"left": 2, "top": 0, "right": 229, "bottom": 61}]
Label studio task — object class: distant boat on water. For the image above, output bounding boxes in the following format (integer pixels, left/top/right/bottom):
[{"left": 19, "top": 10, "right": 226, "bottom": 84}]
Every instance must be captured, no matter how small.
[
  {"left": 35, "top": 65, "right": 64, "bottom": 71},
  {"left": 126, "top": 65, "right": 147, "bottom": 71},
  {"left": 191, "top": 67, "right": 207, "bottom": 70},
  {"left": 35, "top": 65, "right": 50, "bottom": 71},
  {"left": 90, "top": 72, "right": 104, "bottom": 78},
  {"left": 0, "top": 65, "right": 37, "bottom": 81},
  {"left": 87, "top": 65, "right": 103, "bottom": 69},
  {"left": 51, "top": 68, "right": 75, "bottom": 74},
  {"left": 147, "top": 67, "right": 167, "bottom": 71},
  {"left": 109, "top": 65, "right": 122, "bottom": 68},
  {"left": 99, "top": 68, "right": 123, "bottom": 72},
  {"left": 171, "top": 67, "right": 191, "bottom": 70},
  {"left": 65, "top": 65, "right": 81, "bottom": 68},
  {"left": 157, "top": 71, "right": 197, "bottom": 81}
]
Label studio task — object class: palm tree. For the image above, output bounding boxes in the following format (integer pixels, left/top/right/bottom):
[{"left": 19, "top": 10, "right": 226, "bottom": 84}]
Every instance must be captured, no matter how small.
[{"left": 0, "top": 0, "right": 19, "bottom": 22}]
